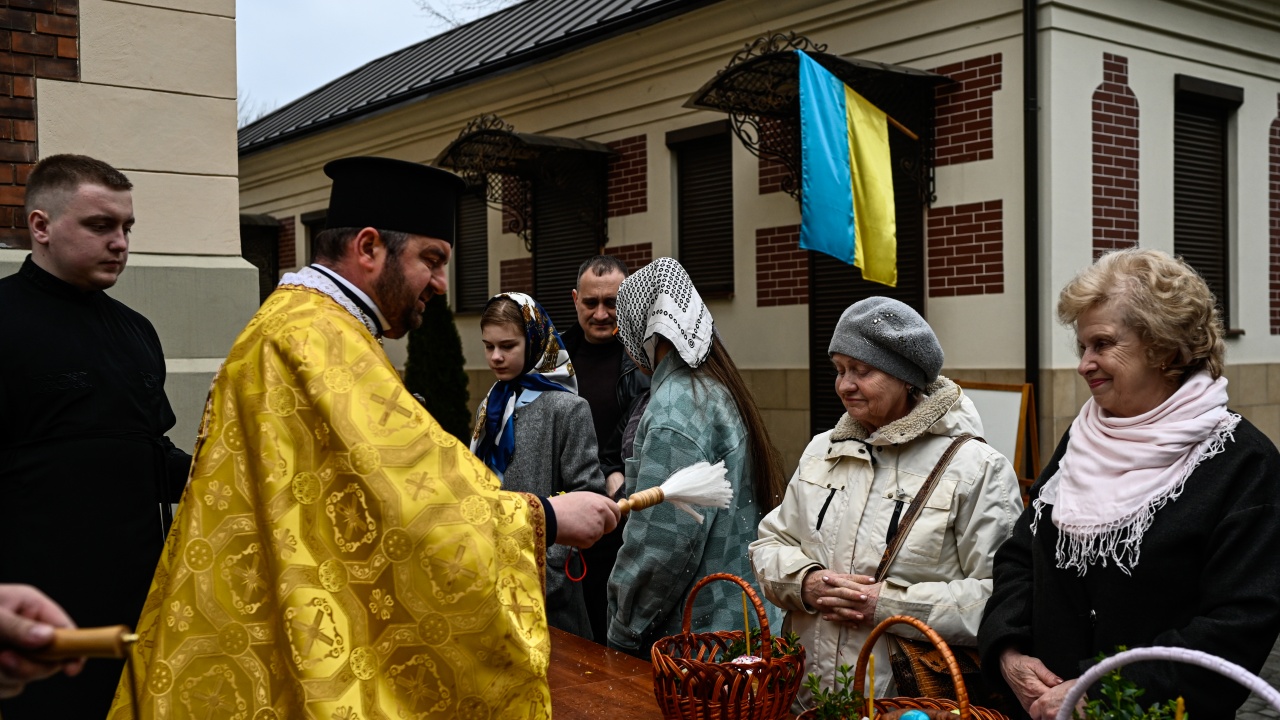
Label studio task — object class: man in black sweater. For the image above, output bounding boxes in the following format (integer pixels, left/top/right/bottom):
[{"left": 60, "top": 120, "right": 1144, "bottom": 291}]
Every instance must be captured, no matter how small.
[
  {"left": 0, "top": 155, "right": 191, "bottom": 719},
  {"left": 561, "top": 255, "right": 649, "bottom": 643}
]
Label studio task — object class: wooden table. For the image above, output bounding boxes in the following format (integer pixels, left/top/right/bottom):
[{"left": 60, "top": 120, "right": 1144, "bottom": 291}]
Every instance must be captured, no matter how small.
[
  {"left": 549, "top": 627, "right": 661, "bottom": 719},
  {"left": 547, "top": 628, "right": 798, "bottom": 719}
]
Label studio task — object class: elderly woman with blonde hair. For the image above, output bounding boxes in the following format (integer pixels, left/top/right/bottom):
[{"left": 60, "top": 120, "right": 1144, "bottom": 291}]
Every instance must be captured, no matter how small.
[{"left": 979, "top": 249, "right": 1280, "bottom": 720}]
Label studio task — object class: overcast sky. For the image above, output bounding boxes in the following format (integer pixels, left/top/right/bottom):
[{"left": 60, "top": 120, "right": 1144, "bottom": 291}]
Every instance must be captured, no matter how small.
[{"left": 235, "top": 1, "right": 502, "bottom": 123}]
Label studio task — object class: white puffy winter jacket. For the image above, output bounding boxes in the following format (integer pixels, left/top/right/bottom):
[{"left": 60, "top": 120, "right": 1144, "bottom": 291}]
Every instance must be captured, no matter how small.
[{"left": 749, "top": 377, "right": 1022, "bottom": 708}]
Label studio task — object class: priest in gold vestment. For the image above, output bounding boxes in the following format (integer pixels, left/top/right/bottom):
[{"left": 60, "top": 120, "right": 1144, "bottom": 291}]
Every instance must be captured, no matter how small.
[{"left": 110, "top": 157, "right": 619, "bottom": 720}]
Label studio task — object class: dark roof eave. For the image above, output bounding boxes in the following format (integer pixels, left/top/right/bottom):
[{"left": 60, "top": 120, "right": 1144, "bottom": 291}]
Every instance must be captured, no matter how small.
[{"left": 239, "top": 0, "right": 723, "bottom": 159}]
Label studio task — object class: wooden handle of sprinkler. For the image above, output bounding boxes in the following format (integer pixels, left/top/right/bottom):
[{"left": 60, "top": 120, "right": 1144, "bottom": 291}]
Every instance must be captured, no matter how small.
[
  {"left": 617, "top": 487, "right": 665, "bottom": 514},
  {"left": 32, "top": 626, "right": 136, "bottom": 660}
]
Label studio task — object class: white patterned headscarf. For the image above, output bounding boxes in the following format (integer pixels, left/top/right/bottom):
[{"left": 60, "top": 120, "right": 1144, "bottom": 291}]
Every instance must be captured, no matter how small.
[{"left": 615, "top": 257, "right": 714, "bottom": 370}]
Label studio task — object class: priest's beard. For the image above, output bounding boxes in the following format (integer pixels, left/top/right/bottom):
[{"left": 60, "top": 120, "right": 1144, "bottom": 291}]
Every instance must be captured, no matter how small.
[{"left": 374, "top": 253, "right": 425, "bottom": 337}]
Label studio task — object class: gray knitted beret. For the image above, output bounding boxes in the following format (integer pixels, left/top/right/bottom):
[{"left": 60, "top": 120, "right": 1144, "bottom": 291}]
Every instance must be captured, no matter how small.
[{"left": 827, "top": 297, "right": 943, "bottom": 390}]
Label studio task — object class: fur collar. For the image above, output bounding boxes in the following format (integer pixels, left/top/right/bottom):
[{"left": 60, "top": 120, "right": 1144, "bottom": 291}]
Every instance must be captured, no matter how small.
[{"left": 830, "top": 376, "right": 961, "bottom": 445}]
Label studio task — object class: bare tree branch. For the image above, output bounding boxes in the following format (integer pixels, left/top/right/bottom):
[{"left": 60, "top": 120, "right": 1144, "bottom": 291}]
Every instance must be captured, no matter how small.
[
  {"left": 237, "top": 88, "right": 277, "bottom": 129},
  {"left": 411, "top": 0, "right": 520, "bottom": 28}
]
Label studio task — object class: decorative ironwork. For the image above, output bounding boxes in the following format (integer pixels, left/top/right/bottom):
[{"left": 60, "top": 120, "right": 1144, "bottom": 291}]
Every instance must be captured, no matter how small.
[
  {"left": 686, "top": 32, "right": 946, "bottom": 205},
  {"left": 439, "top": 114, "right": 540, "bottom": 248},
  {"left": 437, "top": 114, "right": 612, "bottom": 252},
  {"left": 727, "top": 31, "right": 827, "bottom": 73}
]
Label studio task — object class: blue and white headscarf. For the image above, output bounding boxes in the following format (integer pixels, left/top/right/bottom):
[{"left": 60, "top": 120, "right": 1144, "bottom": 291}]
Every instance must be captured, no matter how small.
[{"left": 469, "top": 292, "right": 576, "bottom": 476}]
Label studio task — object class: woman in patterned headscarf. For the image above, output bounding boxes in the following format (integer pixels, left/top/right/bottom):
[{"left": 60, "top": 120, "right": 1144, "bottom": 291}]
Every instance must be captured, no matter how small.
[
  {"left": 606, "top": 257, "right": 787, "bottom": 658},
  {"left": 471, "top": 292, "right": 607, "bottom": 640}
]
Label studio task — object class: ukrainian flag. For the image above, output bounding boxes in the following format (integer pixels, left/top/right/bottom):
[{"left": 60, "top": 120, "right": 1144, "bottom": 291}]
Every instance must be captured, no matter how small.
[{"left": 797, "top": 50, "right": 897, "bottom": 287}]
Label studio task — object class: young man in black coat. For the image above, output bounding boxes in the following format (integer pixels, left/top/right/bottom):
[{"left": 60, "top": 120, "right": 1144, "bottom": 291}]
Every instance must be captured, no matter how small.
[{"left": 0, "top": 155, "right": 192, "bottom": 719}]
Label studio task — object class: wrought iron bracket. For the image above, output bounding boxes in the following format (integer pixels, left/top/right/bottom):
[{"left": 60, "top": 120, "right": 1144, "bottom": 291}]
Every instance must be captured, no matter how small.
[
  {"left": 437, "top": 114, "right": 613, "bottom": 253},
  {"left": 686, "top": 32, "right": 946, "bottom": 206}
]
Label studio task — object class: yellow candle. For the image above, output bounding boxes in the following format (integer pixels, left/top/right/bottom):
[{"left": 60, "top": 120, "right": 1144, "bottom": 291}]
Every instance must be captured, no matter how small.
[
  {"left": 742, "top": 591, "right": 751, "bottom": 654},
  {"left": 869, "top": 654, "right": 875, "bottom": 720}
]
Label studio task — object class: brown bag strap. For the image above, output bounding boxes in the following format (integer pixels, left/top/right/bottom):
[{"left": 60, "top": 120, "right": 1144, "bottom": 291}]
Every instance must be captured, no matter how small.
[{"left": 873, "top": 434, "right": 983, "bottom": 583}]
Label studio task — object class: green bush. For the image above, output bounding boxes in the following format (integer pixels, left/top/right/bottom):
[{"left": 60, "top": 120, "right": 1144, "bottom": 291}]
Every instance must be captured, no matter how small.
[{"left": 405, "top": 294, "right": 472, "bottom": 442}]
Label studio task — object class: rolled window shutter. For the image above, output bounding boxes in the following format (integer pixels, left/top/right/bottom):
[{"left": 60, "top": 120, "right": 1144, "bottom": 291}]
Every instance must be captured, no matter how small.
[{"left": 674, "top": 133, "right": 734, "bottom": 296}]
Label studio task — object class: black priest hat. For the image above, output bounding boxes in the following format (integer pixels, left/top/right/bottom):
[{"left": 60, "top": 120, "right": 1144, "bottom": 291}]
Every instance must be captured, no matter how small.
[{"left": 322, "top": 156, "right": 465, "bottom": 245}]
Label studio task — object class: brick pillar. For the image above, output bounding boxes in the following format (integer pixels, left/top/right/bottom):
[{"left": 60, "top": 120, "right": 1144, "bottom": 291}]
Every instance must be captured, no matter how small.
[
  {"left": 277, "top": 216, "right": 296, "bottom": 271},
  {"left": 929, "top": 54, "right": 1002, "bottom": 166},
  {"left": 758, "top": 117, "right": 793, "bottom": 195},
  {"left": 1092, "top": 53, "right": 1140, "bottom": 258},
  {"left": 0, "top": 1, "right": 79, "bottom": 249},
  {"left": 927, "top": 200, "right": 1004, "bottom": 297},
  {"left": 1270, "top": 94, "right": 1280, "bottom": 334},
  {"left": 499, "top": 257, "right": 532, "bottom": 295},
  {"left": 606, "top": 134, "right": 647, "bottom": 217},
  {"left": 755, "top": 224, "right": 808, "bottom": 306},
  {"left": 603, "top": 242, "right": 652, "bottom": 272}
]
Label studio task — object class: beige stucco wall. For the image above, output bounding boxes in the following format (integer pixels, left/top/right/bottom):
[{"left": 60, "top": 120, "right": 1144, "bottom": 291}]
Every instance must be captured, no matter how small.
[
  {"left": 239, "top": 0, "right": 1280, "bottom": 463},
  {"left": 239, "top": 0, "right": 1040, "bottom": 377},
  {"left": 12, "top": 0, "right": 256, "bottom": 450}
]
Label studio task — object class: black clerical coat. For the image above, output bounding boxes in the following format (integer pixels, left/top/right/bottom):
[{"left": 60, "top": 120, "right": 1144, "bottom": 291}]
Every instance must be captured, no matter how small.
[{"left": 0, "top": 257, "right": 191, "bottom": 719}]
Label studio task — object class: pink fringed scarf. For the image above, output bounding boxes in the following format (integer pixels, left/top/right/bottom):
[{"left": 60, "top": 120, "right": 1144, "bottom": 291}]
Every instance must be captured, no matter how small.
[{"left": 1032, "top": 372, "right": 1239, "bottom": 575}]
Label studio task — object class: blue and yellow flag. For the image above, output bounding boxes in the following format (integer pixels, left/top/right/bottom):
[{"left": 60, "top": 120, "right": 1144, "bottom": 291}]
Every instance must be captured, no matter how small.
[{"left": 797, "top": 50, "right": 897, "bottom": 287}]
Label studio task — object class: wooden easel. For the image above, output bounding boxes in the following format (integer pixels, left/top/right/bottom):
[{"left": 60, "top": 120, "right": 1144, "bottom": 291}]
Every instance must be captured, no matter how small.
[{"left": 954, "top": 381, "right": 1041, "bottom": 505}]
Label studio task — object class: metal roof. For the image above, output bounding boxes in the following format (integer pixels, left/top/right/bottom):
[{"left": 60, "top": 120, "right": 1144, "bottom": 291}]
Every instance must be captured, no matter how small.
[{"left": 238, "top": 0, "right": 720, "bottom": 156}]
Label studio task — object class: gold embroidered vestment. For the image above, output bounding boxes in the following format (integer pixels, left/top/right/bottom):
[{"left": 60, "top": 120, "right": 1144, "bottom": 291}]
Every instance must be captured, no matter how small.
[{"left": 110, "top": 285, "right": 552, "bottom": 720}]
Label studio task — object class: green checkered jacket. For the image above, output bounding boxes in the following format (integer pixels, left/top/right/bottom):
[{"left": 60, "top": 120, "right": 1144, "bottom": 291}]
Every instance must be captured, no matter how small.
[{"left": 606, "top": 353, "right": 781, "bottom": 653}]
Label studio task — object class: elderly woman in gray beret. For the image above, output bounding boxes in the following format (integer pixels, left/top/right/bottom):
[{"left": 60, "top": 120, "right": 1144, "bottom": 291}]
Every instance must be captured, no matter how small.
[{"left": 750, "top": 297, "right": 1023, "bottom": 709}]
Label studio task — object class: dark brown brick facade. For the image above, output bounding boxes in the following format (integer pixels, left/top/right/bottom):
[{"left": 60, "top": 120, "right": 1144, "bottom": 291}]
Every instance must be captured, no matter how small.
[
  {"left": 277, "top": 216, "right": 296, "bottom": 270},
  {"left": 606, "top": 134, "right": 646, "bottom": 217},
  {"left": 756, "top": 224, "right": 808, "bottom": 306},
  {"left": 927, "top": 199, "right": 1004, "bottom": 297},
  {"left": 0, "top": 0, "right": 78, "bottom": 248},
  {"left": 1092, "top": 53, "right": 1139, "bottom": 258},
  {"left": 758, "top": 117, "right": 791, "bottom": 195},
  {"left": 499, "top": 257, "right": 533, "bottom": 295},
  {"left": 604, "top": 241, "right": 652, "bottom": 273},
  {"left": 1270, "top": 94, "right": 1280, "bottom": 334},
  {"left": 930, "top": 54, "right": 1001, "bottom": 166}
]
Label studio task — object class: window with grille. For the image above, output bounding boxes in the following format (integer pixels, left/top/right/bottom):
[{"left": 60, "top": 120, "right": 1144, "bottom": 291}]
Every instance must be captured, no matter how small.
[
  {"left": 669, "top": 122, "right": 734, "bottom": 297},
  {"left": 1173, "top": 75, "right": 1242, "bottom": 330}
]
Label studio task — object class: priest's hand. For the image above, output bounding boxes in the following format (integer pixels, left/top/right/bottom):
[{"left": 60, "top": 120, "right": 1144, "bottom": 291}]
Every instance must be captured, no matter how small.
[
  {"left": 0, "top": 584, "right": 84, "bottom": 698},
  {"left": 549, "top": 492, "right": 620, "bottom": 548}
]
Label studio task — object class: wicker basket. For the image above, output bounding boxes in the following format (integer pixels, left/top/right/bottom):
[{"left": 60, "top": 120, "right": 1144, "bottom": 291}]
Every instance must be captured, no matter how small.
[
  {"left": 651, "top": 572, "right": 806, "bottom": 720},
  {"left": 842, "top": 615, "right": 1009, "bottom": 720},
  {"left": 1053, "top": 646, "right": 1280, "bottom": 720}
]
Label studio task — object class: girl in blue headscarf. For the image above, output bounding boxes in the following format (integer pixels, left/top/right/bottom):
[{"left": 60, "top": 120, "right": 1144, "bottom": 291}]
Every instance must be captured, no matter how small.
[{"left": 470, "top": 292, "right": 606, "bottom": 640}]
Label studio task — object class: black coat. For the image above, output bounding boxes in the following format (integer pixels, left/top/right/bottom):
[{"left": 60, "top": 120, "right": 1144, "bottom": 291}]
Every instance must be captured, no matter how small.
[
  {"left": 0, "top": 257, "right": 192, "bottom": 719},
  {"left": 561, "top": 323, "right": 650, "bottom": 476},
  {"left": 979, "top": 415, "right": 1280, "bottom": 720}
]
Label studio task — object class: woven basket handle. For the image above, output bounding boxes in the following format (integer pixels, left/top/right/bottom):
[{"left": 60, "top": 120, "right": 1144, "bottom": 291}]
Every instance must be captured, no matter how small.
[
  {"left": 853, "top": 614, "right": 970, "bottom": 720},
  {"left": 1053, "top": 646, "right": 1280, "bottom": 720},
  {"left": 680, "top": 572, "right": 774, "bottom": 661}
]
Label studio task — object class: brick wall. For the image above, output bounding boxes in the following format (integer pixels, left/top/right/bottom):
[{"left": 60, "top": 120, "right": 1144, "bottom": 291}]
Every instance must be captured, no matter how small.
[
  {"left": 927, "top": 199, "right": 1004, "bottom": 297},
  {"left": 277, "top": 216, "right": 296, "bottom": 270},
  {"left": 1092, "top": 53, "right": 1140, "bottom": 258},
  {"left": 930, "top": 54, "right": 1001, "bottom": 166},
  {"left": 756, "top": 224, "right": 808, "bottom": 306},
  {"left": 758, "top": 117, "right": 793, "bottom": 195},
  {"left": 499, "top": 174, "right": 528, "bottom": 235},
  {"left": 1270, "top": 93, "right": 1280, "bottom": 334},
  {"left": 606, "top": 134, "right": 646, "bottom": 217},
  {"left": 499, "top": 257, "right": 532, "bottom": 295},
  {"left": 0, "top": 1, "right": 79, "bottom": 248},
  {"left": 604, "top": 241, "right": 652, "bottom": 273}
]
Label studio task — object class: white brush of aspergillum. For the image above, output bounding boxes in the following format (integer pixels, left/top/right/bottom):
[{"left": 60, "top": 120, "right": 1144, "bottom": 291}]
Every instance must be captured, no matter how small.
[{"left": 617, "top": 460, "right": 732, "bottom": 523}]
